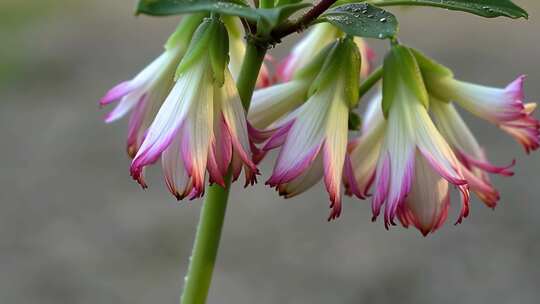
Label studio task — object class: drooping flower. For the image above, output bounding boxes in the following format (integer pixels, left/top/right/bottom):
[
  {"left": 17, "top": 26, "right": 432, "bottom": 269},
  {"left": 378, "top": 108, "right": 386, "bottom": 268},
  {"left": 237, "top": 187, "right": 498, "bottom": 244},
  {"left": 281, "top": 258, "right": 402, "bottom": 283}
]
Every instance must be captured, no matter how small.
[
  {"left": 346, "top": 46, "right": 470, "bottom": 235},
  {"left": 128, "top": 17, "right": 257, "bottom": 199},
  {"left": 276, "top": 23, "right": 374, "bottom": 82},
  {"left": 413, "top": 49, "right": 540, "bottom": 153},
  {"left": 100, "top": 14, "right": 205, "bottom": 158},
  {"left": 258, "top": 38, "right": 361, "bottom": 220},
  {"left": 223, "top": 16, "right": 272, "bottom": 88}
]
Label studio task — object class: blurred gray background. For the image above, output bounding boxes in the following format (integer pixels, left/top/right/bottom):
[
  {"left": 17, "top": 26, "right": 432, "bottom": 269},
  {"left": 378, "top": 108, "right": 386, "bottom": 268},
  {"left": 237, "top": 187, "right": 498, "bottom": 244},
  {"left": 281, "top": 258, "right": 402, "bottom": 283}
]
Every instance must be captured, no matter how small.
[{"left": 1, "top": 1, "right": 539, "bottom": 303}]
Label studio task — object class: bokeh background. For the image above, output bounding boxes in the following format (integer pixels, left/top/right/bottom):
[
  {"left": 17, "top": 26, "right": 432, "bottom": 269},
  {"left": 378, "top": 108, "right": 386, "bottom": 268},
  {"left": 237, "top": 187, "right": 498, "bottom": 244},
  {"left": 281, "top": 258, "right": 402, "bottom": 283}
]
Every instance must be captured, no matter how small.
[{"left": 1, "top": 0, "right": 540, "bottom": 303}]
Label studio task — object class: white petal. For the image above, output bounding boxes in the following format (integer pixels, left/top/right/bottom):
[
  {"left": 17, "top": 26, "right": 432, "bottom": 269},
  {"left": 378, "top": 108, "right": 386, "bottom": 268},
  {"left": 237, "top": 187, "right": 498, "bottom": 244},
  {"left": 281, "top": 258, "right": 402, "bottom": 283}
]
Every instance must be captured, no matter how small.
[
  {"left": 278, "top": 152, "right": 324, "bottom": 198},
  {"left": 283, "top": 23, "right": 340, "bottom": 77},
  {"left": 322, "top": 84, "right": 350, "bottom": 205},
  {"left": 181, "top": 70, "right": 214, "bottom": 193},
  {"left": 248, "top": 80, "right": 308, "bottom": 129},
  {"left": 216, "top": 70, "right": 254, "bottom": 168},
  {"left": 132, "top": 61, "right": 208, "bottom": 169},
  {"left": 361, "top": 92, "right": 384, "bottom": 133},
  {"left": 403, "top": 153, "right": 450, "bottom": 235},
  {"left": 269, "top": 85, "right": 336, "bottom": 184},
  {"left": 162, "top": 134, "right": 190, "bottom": 199},
  {"left": 349, "top": 118, "right": 385, "bottom": 197},
  {"left": 404, "top": 98, "right": 465, "bottom": 185},
  {"left": 430, "top": 99, "right": 484, "bottom": 158}
]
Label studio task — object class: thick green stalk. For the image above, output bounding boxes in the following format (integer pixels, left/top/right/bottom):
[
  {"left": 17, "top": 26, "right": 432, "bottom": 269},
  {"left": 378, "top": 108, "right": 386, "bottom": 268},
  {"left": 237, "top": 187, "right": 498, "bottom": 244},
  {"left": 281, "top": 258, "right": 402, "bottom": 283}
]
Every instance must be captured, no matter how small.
[
  {"left": 180, "top": 40, "right": 267, "bottom": 304},
  {"left": 180, "top": 177, "right": 231, "bottom": 304},
  {"left": 358, "top": 66, "right": 383, "bottom": 98},
  {"left": 237, "top": 42, "right": 268, "bottom": 109}
]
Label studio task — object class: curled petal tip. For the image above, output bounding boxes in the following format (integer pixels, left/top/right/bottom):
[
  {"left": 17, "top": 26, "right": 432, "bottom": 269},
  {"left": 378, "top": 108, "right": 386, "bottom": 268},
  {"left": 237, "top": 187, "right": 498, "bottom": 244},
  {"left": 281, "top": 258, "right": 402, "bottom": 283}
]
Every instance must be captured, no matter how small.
[{"left": 100, "top": 81, "right": 133, "bottom": 106}]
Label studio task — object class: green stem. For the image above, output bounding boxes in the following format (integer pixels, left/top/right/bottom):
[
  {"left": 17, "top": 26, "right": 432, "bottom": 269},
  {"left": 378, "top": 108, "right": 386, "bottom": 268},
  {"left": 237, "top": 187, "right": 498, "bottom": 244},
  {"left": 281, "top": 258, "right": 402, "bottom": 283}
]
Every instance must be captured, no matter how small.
[
  {"left": 180, "top": 177, "right": 231, "bottom": 304},
  {"left": 237, "top": 42, "right": 268, "bottom": 110},
  {"left": 259, "top": 0, "right": 274, "bottom": 8},
  {"left": 180, "top": 40, "right": 267, "bottom": 304},
  {"left": 359, "top": 66, "right": 383, "bottom": 98}
]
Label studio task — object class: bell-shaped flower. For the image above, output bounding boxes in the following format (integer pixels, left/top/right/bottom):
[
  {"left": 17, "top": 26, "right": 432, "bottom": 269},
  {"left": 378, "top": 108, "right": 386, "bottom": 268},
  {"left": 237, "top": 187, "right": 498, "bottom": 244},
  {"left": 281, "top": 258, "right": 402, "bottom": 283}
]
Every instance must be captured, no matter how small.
[
  {"left": 276, "top": 23, "right": 374, "bottom": 82},
  {"left": 100, "top": 15, "right": 205, "bottom": 157},
  {"left": 258, "top": 38, "right": 361, "bottom": 220},
  {"left": 223, "top": 16, "right": 272, "bottom": 88},
  {"left": 413, "top": 49, "right": 540, "bottom": 153},
  {"left": 129, "top": 17, "right": 257, "bottom": 199},
  {"left": 348, "top": 46, "right": 470, "bottom": 235}
]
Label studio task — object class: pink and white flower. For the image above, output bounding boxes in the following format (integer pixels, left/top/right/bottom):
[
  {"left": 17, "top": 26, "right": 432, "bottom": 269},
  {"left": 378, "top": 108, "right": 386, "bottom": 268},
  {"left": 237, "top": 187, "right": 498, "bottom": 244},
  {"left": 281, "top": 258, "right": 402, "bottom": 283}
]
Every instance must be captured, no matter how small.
[
  {"left": 130, "top": 54, "right": 257, "bottom": 199},
  {"left": 258, "top": 38, "right": 360, "bottom": 220},
  {"left": 276, "top": 23, "right": 374, "bottom": 82},
  {"left": 100, "top": 15, "right": 204, "bottom": 157},
  {"left": 263, "top": 80, "right": 350, "bottom": 220},
  {"left": 346, "top": 46, "right": 470, "bottom": 235},
  {"left": 427, "top": 75, "right": 540, "bottom": 153},
  {"left": 103, "top": 17, "right": 257, "bottom": 199},
  {"left": 366, "top": 95, "right": 469, "bottom": 235}
]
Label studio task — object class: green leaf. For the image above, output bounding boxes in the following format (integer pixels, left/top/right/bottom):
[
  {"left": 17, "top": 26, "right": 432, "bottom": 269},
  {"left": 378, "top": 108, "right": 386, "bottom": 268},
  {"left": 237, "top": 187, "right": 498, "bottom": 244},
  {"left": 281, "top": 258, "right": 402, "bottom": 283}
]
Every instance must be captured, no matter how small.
[
  {"left": 137, "top": 0, "right": 311, "bottom": 29},
  {"left": 319, "top": 3, "right": 398, "bottom": 39},
  {"left": 137, "top": 0, "right": 257, "bottom": 19},
  {"left": 373, "top": 0, "right": 528, "bottom": 19}
]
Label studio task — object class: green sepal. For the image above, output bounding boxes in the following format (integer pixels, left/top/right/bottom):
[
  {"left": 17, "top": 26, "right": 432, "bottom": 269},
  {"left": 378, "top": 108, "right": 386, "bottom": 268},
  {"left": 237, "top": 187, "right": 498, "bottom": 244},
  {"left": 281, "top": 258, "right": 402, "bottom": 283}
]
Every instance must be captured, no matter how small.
[
  {"left": 307, "top": 38, "right": 360, "bottom": 107},
  {"left": 342, "top": 37, "right": 361, "bottom": 108},
  {"left": 410, "top": 48, "right": 456, "bottom": 103},
  {"left": 165, "top": 13, "right": 207, "bottom": 51},
  {"left": 382, "top": 45, "right": 429, "bottom": 117},
  {"left": 348, "top": 111, "right": 362, "bottom": 131},
  {"left": 209, "top": 19, "right": 229, "bottom": 86},
  {"left": 175, "top": 18, "right": 215, "bottom": 79},
  {"left": 307, "top": 40, "right": 341, "bottom": 97},
  {"left": 410, "top": 48, "right": 453, "bottom": 80}
]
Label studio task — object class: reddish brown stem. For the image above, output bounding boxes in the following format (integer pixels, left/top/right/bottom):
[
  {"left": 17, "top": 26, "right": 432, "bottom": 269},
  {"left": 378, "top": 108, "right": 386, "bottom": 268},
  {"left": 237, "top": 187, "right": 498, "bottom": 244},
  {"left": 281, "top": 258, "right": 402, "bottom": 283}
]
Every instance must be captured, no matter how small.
[{"left": 272, "top": 0, "right": 338, "bottom": 39}]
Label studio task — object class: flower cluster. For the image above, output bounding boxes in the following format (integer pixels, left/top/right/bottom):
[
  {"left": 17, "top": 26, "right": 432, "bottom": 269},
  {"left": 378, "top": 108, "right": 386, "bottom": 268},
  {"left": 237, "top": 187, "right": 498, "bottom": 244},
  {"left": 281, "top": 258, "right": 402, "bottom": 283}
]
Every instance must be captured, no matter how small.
[
  {"left": 101, "top": 16, "right": 259, "bottom": 199},
  {"left": 344, "top": 46, "right": 538, "bottom": 235},
  {"left": 101, "top": 18, "right": 538, "bottom": 235}
]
